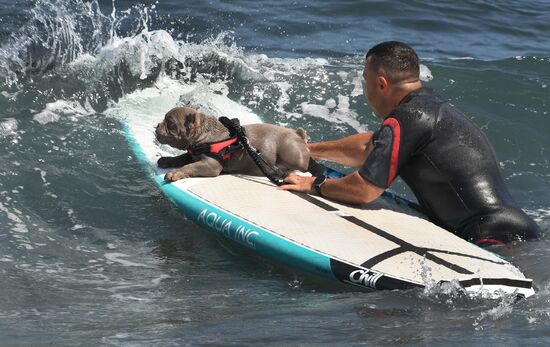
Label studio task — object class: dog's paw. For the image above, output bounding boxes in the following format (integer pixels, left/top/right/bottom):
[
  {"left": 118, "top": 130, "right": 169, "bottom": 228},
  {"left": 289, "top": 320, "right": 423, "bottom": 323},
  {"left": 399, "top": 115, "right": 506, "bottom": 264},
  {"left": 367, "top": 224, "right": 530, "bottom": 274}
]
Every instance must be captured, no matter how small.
[{"left": 164, "top": 170, "right": 190, "bottom": 182}]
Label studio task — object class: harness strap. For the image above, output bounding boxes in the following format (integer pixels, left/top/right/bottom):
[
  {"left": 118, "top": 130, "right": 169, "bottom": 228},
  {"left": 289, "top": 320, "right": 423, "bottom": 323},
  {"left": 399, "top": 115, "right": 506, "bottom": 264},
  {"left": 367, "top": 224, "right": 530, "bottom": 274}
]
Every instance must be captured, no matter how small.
[{"left": 218, "top": 117, "right": 288, "bottom": 186}]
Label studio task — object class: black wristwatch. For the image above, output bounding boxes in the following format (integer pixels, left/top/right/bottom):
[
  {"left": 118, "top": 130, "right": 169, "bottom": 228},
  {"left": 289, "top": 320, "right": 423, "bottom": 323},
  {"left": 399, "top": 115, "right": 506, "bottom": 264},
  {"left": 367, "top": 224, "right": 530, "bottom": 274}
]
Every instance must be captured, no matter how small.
[{"left": 313, "top": 174, "right": 327, "bottom": 196}]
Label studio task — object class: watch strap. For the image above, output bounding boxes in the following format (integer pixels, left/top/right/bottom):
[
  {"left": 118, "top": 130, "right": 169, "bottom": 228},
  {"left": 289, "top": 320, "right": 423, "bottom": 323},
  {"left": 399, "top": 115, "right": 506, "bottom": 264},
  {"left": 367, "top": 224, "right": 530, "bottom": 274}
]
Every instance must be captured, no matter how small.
[{"left": 313, "top": 174, "right": 327, "bottom": 196}]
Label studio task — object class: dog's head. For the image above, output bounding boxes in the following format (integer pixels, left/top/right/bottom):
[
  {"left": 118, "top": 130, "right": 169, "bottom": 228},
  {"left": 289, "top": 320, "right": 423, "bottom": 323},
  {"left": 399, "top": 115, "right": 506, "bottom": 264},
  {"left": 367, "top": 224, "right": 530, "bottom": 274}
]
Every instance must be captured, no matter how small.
[{"left": 155, "top": 107, "right": 204, "bottom": 150}]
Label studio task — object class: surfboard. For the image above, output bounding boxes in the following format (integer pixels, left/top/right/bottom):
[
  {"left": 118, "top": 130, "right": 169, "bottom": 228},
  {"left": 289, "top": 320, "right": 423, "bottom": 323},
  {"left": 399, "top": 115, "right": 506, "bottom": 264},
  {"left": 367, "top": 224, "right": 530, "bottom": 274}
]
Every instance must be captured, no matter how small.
[{"left": 107, "top": 78, "right": 535, "bottom": 298}]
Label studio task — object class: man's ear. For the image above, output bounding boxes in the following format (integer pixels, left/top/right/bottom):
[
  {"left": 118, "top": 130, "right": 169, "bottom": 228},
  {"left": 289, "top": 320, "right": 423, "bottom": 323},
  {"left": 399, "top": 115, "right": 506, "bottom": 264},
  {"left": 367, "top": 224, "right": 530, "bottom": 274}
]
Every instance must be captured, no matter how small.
[{"left": 377, "top": 75, "right": 389, "bottom": 92}]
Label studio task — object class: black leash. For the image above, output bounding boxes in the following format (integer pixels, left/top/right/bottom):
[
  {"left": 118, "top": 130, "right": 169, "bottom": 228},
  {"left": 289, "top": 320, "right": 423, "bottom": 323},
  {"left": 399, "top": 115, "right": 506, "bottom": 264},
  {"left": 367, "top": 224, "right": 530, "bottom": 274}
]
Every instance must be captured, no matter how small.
[{"left": 218, "top": 117, "right": 287, "bottom": 186}]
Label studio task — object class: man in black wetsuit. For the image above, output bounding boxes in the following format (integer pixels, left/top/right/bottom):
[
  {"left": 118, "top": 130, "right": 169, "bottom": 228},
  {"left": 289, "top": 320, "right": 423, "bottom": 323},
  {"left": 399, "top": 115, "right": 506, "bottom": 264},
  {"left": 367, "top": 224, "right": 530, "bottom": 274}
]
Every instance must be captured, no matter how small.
[{"left": 280, "top": 41, "right": 541, "bottom": 245}]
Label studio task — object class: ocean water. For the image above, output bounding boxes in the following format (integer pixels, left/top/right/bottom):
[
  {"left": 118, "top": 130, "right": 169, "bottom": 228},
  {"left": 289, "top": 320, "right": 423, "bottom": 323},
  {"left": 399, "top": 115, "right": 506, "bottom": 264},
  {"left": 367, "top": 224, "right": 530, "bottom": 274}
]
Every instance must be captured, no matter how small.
[{"left": 1, "top": 0, "right": 549, "bottom": 345}]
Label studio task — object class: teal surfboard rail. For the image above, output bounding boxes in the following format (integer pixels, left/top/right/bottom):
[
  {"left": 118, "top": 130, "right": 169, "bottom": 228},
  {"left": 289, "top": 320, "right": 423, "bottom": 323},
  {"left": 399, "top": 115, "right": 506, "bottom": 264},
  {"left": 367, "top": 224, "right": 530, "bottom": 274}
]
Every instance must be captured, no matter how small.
[{"left": 156, "top": 176, "right": 337, "bottom": 280}]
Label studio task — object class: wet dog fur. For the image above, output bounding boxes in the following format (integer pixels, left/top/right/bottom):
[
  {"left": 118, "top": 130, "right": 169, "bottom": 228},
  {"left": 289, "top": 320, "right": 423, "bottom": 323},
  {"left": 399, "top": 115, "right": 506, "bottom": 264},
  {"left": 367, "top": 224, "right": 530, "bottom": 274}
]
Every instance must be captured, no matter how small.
[{"left": 155, "top": 107, "right": 310, "bottom": 182}]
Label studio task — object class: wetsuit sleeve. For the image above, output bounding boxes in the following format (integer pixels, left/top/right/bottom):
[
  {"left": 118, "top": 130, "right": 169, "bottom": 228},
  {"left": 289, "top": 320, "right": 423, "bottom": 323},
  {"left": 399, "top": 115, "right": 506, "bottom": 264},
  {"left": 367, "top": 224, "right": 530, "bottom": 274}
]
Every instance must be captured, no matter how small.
[{"left": 358, "top": 117, "right": 402, "bottom": 189}]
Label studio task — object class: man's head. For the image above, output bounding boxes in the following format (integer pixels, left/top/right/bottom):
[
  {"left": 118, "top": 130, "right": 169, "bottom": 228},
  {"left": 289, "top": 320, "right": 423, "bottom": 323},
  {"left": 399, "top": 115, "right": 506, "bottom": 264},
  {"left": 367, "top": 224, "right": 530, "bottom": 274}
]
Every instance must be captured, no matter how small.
[{"left": 363, "top": 41, "right": 421, "bottom": 118}]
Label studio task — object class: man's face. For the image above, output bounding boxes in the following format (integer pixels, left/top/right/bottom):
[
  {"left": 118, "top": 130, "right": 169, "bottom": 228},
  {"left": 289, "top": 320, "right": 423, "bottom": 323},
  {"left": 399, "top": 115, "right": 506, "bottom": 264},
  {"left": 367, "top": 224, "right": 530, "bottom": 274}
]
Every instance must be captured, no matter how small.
[{"left": 362, "top": 57, "right": 383, "bottom": 118}]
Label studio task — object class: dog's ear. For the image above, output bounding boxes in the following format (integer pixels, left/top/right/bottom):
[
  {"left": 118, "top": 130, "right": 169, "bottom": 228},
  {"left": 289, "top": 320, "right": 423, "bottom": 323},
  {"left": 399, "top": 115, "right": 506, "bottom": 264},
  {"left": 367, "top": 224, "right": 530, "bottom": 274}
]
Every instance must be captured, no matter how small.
[
  {"left": 184, "top": 111, "right": 202, "bottom": 130},
  {"left": 184, "top": 113, "right": 196, "bottom": 128}
]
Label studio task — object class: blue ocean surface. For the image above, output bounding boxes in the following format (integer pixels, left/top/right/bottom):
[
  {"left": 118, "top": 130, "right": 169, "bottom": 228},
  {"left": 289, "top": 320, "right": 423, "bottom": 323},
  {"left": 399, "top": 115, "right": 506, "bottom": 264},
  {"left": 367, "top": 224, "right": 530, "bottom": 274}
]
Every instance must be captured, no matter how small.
[{"left": 1, "top": 0, "right": 549, "bottom": 345}]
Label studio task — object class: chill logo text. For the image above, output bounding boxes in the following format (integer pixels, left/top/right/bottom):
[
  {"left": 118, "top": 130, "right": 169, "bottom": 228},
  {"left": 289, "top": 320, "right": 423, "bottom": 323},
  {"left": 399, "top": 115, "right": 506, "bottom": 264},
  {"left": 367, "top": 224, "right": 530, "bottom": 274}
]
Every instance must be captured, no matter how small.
[{"left": 346, "top": 269, "right": 383, "bottom": 289}]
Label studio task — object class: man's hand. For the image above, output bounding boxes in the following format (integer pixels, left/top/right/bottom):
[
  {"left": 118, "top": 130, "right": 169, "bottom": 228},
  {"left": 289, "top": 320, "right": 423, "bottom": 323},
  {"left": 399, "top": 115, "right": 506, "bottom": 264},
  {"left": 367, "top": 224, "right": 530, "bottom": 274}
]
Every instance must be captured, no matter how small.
[
  {"left": 279, "top": 173, "right": 315, "bottom": 194},
  {"left": 279, "top": 171, "right": 385, "bottom": 205}
]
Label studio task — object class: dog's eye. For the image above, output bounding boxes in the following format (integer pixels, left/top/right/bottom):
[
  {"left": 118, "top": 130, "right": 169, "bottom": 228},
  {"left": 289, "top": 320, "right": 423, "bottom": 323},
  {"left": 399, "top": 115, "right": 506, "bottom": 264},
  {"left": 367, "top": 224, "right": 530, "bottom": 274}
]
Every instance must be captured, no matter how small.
[{"left": 166, "top": 121, "right": 177, "bottom": 133}]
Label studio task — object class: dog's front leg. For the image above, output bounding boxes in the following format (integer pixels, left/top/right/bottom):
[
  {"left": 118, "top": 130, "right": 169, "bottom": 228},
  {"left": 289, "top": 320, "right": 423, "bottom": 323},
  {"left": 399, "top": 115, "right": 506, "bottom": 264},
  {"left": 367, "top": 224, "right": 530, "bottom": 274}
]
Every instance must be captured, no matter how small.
[
  {"left": 164, "top": 157, "right": 223, "bottom": 182},
  {"left": 158, "top": 152, "right": 194, "bottom": 168}
]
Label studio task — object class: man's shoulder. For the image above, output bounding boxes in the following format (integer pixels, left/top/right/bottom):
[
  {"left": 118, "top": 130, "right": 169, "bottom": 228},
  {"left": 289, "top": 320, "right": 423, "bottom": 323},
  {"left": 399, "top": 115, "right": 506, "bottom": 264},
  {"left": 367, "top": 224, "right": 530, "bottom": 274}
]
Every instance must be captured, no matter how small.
[
  {"left": 391, "top": 89, "right": 444, "bottom": 122},
  {"left": 397, "top": 88, "right": 445, "bottom": 111}
]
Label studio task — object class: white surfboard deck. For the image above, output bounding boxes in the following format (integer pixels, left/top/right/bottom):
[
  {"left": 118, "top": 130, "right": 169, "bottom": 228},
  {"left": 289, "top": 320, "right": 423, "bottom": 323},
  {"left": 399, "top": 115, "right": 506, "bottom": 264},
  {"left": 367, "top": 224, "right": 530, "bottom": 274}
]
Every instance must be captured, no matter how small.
[{"left": 107, "top": 78, "right": 534, "bottom": 298}]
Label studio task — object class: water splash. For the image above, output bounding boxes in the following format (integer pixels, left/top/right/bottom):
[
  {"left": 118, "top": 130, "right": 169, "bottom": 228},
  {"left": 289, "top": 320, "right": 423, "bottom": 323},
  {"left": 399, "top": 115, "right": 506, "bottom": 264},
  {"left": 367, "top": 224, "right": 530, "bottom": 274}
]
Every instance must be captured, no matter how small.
[
  {"left": 1, "top": 0, "right": 111, "bottom": 87},
  {"left": 417, "top": 254, "right": 467, "bottom": 302},
  {"left": 1, "top": 0, "right": 436, "bottom": 136},
  {"left": 472, "top": 291, "right": 518, "bottom": 331}
]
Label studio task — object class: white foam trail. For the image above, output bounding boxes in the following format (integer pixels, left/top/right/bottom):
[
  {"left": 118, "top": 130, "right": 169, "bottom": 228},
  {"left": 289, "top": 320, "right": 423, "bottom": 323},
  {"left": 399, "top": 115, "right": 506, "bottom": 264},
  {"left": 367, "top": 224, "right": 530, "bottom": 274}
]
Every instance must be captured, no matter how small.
[
  {"left": 300, "top": 94, "right": 366, "bottom": 132},
  {"left": 0, "top": 201, "right": 29, "bottom": 234},
  {"left": 526, "top": 207, "right": 550, "bottom": 225},
  {"left": 0, "top": 118, "right": 18, "bottom": 136},
  {"left": 33, "top": 100, "right": 95, "bottom": 125},
  {"left": 111, "top": 293, "right": 152, "bottom": 302},
  {"left": 104, "top": 253, "right": 154, "bottom": 268},
  {"left": 301, "top": 102, "right": 330, "bottom": 118}
]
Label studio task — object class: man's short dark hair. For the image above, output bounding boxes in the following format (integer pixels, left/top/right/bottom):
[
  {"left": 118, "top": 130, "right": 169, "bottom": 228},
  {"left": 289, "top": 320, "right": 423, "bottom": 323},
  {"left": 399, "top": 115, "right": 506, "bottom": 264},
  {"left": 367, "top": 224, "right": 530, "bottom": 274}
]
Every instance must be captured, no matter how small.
[{"left": 366, "top": 41, "right": 419, "bottom": 84}]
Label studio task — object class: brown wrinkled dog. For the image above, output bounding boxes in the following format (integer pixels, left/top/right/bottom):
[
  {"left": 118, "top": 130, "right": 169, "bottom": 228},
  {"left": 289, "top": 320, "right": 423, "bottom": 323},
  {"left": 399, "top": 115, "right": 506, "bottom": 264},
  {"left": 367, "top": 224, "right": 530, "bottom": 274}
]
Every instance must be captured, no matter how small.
[{"left": 155, "top": 107, "right": 310, "bottom": 182}]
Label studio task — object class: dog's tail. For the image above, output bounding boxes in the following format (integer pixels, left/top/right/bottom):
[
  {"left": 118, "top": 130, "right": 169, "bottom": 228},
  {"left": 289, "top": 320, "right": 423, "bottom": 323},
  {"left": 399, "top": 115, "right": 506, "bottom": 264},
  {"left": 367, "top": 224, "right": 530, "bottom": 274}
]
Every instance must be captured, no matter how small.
[{"left": 295, "top": 128, "right": 307, "bottom": 143}]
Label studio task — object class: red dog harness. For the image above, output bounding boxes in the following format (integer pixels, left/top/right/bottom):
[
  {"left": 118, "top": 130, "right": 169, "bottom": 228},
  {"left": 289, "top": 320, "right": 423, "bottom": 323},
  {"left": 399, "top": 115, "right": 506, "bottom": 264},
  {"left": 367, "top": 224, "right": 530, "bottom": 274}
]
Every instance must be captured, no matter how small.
[
  {"left": 188, "top": 137, "right": 241, "bottom": 162},
  {"left": 185, "top": 117, "right": 287, "bottom": 186}
]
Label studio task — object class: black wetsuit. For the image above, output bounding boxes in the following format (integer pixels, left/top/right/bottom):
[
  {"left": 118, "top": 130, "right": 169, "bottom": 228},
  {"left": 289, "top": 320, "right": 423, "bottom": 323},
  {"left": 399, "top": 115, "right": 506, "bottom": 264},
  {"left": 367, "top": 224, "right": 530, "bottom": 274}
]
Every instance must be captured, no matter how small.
[{"left": 359, "top": 88, "right": 541, "bottom": 243}]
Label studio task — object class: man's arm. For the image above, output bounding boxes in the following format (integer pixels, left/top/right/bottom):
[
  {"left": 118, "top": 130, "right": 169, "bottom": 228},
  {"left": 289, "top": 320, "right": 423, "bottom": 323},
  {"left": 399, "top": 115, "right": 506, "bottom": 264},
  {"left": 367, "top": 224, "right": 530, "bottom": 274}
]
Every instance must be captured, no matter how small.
[
  {"left": 279, "top": 171, "right": 384, "bottom": 205},
  {"left": 308, "top": 132, "right": 374, "bottom": 168}
]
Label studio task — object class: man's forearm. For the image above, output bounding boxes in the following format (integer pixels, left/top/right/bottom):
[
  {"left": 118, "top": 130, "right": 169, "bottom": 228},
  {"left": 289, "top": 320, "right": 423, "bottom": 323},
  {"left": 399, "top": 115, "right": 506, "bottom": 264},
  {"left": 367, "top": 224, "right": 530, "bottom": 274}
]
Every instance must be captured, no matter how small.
[
  {"left": 308, "top": 132, "right": 374, "bottom": 167},
  {"left": 319, "top": 171, "right": 384, "bottom": 204},
  {"left": 278, "top": 171, "right": 384, "bottom": 205}
]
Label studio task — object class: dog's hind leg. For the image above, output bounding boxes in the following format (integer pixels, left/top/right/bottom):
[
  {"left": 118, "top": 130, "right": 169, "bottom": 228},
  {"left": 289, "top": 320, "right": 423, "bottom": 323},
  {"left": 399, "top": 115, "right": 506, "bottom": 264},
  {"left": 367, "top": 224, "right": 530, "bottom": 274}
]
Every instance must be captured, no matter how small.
[
  {"left": 276, "top": 140, "right": 310, "bottom": 173},
  {"left": 295, "top": 128, "right": 307, "bottom": 143}
]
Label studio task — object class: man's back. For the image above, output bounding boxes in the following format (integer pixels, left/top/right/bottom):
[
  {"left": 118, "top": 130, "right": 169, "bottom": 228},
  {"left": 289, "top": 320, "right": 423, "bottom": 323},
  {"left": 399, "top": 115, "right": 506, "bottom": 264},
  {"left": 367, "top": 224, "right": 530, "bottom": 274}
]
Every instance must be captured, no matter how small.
[{"left": 392, "top": 88, "right": 540, "bottom": 242}]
